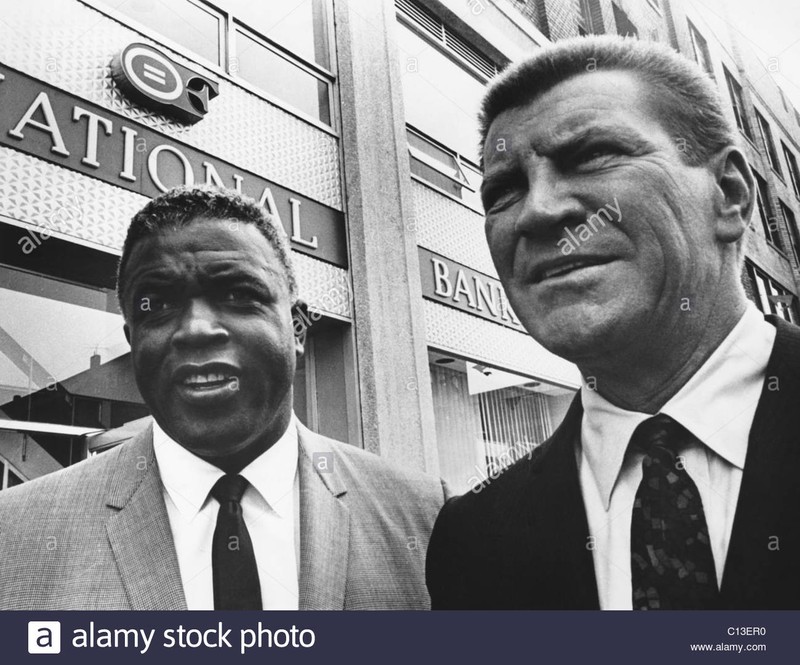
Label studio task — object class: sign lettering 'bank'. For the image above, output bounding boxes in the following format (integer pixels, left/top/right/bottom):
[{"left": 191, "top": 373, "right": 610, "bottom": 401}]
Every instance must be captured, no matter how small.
[
  {"left": 418, "top": 248, "right": 524, "bottom": 332},
  {"left": 0, "top": 63, "right": 346, "bottom": 267}
]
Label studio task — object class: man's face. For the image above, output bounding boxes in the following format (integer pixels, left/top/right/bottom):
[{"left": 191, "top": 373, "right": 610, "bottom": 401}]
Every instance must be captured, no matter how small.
[
  {"left": 482, "top": 70, "right": 724, "bottom": 364},
  {"left": 123, "top": 218, "right": 301, "bottom": 461}
]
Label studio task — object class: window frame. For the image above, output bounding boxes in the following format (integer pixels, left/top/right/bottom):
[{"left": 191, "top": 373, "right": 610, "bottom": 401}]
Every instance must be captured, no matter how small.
[
  {"left": 0, "top": 457, "right": 27, "bottom": 491},
  {"left": 82, "top": 0, "right": 337, "bottom": 133},
  {"left": 723, "top": 67, "right": 752, "bottom": 140},
  {"left": 746, "top": 261, "right": 799, "bottom": 324},
  {"left": 754, "top": 109, "right": 783, "bottom": 177},
  {"left": 752, "top": 168, "right": 784, "bottom": 251},
  {"left": 395, "top": 5, "right": 495, "bottom": 212},
  {"left": 781, "top": 141, "right": 800, "bottom": 198},
  {"left": 779, "top": 199, "right": 800, "bottom": 265},
  {"left": 687, "top": 19, "right": 714, "bottom": 77},
  {"left": 407, "top": 125, "right": 483, "bottom": 212},
  {"left": 229, "top": 20, "right": 333, "bottom": 126}
]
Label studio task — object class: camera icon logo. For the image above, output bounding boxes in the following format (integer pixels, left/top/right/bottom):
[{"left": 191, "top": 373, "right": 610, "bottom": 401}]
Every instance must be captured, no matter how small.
[{"left": 28, "top": 621, "right": 61, "bottom": 654}]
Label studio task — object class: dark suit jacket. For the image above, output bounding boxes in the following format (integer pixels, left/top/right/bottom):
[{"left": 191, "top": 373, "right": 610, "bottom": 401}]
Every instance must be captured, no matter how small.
[
  {"left": 0, "top": 421, "right": 447, "bottom": 610},
  {"left": 426, "top": 316, "right": 800, "bottom": 609}
]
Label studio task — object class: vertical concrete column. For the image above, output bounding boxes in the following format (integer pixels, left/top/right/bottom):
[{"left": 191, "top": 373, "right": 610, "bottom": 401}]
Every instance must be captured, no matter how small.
[{"left": 334, "top": 0, "right": 440, "bottom": 474}]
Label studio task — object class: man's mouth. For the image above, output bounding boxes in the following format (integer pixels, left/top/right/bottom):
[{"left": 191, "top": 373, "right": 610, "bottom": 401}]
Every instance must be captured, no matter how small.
[
  {"left": 532, "top": 257, "right": 614, "bottom": 284},
  {"left": 182, "top": 373, "right": 238, "bottom": 390},
  {"left": 173, "top": 363, "right": 241, "bottom": 401}
]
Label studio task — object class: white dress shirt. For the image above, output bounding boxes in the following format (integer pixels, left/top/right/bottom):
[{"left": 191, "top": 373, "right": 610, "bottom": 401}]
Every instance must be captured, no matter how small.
[
  {"left": 153, "top": 417, "right": 300, "bottom": 610},
  {"left": 578, "top": 304, "right": 776, "bottom": 609}
]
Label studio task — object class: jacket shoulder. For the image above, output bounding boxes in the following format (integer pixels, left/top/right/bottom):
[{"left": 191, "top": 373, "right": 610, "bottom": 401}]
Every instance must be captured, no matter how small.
[
  {"left": 0, "top": 444, "right": 124, "bottom": 524},
  {"left": 304, "top": 429, "right": 446, "bottom": 505}
]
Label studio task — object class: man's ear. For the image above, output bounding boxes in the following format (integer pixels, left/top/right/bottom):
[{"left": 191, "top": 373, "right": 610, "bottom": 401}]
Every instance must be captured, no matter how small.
[
  {"left": 123, "top": 322, "right": 131, "bottom": 345},
  {"left": 710, "top": 146, "right": 754, "bottom": 245},
  {"left": 291, "top": 300, "right": 308, "bottom": 360}
]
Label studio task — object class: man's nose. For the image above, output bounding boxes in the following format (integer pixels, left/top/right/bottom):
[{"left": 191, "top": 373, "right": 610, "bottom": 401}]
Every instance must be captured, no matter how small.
[
  {"left": 514, "top": 161, "right": 585, "bottom": 236},
  {"left": 173, "top": 298, "right": 229, "bottom": 346}
]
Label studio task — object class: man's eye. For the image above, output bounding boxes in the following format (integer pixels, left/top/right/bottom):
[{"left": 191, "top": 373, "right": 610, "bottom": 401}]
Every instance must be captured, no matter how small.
[
  {"left": 223, "top": 289, "right": 258, "bottom": 303},
  {"left": 575, "top": 144, "right": 621, "bottom": 166},
  {"left": 484, "top": 184, "right": 522, "bottom": 212},
  {"left": 136, "top": 295, "right": 174, "bottom": 315}
]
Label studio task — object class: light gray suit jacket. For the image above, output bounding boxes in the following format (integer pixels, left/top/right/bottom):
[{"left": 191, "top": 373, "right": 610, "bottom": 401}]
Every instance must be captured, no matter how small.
[{"left": 0, "top": 421, "right": 447, "bottom": 610}]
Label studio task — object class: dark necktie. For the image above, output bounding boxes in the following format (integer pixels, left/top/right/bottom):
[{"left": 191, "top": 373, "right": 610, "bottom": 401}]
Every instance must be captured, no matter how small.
[
  {"left": 630, "top": 414, "right": 720, "bottom": 610},
  {"left": 211, "top": 474, "right": 262, "bottom": 610}
]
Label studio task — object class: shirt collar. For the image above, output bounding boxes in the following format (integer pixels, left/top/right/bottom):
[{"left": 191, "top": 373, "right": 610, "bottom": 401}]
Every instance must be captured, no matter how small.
[
  {"left": 580, "top": 304, "right": 776, "bottom": 509},
  {"left": 153, "top": 416, "right": 299, "bottom": 519}
]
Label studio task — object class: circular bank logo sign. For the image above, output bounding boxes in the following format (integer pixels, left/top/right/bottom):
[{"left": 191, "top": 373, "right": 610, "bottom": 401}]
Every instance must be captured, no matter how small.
[
  {"left": 110, "top": 42, "right": 219, "bottom": 124},
  {"left": 118, "top": 44, "right": 183, "bottom": 102}
]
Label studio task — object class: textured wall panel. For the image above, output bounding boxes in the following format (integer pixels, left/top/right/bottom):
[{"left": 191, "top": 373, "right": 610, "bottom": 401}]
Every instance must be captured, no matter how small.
[
  {"left": 0, "top": 149, "right": 352, "bottom": 319},
  {"left": 412, "top": 181, "right": 497, "bottom": 277},
  {"left": 423, "top": 300, "right": 581, "bottom": 387},
  {"left": 0, "top": 0, "right": 342, "bottom": 209},
  {"left": 0, "top": 148, "right": 143, "bottom": 250},
  {"left": 294, "top": 253, "right": 352, "bottom": 319}
]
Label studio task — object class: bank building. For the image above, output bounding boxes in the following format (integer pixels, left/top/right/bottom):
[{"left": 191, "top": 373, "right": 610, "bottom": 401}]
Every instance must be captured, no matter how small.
[{"left": 1, "top": 0, "right": 799, "bottom": 494}]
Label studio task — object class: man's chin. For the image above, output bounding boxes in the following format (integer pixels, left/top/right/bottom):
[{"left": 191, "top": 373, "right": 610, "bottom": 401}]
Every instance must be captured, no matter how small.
[
  {"left": 523, "top": 306, "right": 625, "bottom": 363},
  {"left": 155, "top": 412, "right": 250, "bottom": 455}
]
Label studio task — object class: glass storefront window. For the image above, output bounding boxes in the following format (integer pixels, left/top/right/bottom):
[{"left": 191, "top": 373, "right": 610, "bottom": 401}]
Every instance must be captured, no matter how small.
[
  {"left": 429, "top": 352, "right": 575, "bottom": 494},
  {"left": 97, "top": 0, "right": 223, "bottom": 64},
  {"left": 0, "top": 265, "right": 147, "bottom": 432}
]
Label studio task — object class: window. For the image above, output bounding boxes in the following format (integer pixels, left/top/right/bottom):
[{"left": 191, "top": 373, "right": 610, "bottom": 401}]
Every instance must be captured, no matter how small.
[
  {"left": 753, "top": 169, "right": 785, "bottom": 251},
  {"left": 0, "top": 459, "right": 25, "bottom": 491},
  {"left": 509, "top": 0, "right": 550, "bottom": 39},
  {"left": 0, "top": 226, "right": 151, "bottom": 470},
  {"left": 577, "top": 0, "right": 604, "bottom": 35},
  {"left": 97, "top": 0, "right": 223, "bottom": 64},
  {"left": 755, "top": 110, "right": 782, "bottom": 176},
  {"left": 779, "top": 200, "right": 800, "bottom": 264},
  {"left": 96, "top": 0, "right": 334, "bottom": 125},
  {"left": 233, "top": 27, "right": 331, "bottom": 124},
  {"left": 779, "top": 87, "right": 789, "bottom": 113},
  {"left": 724, "top": 67, "right": 752, "bottom": 139},
  {"left": 687, "top": 20, "right": 713, "bottom": 77},
  {"left": 215, "top": 0, "right": 331, "bottom": 69},
  {"left": 428, "top": 353, "right": 574, "bottom": 494},
  {"left": 612, "top": 3, "right": 639, "bottom": 38},
  {"left": 396, "top": 20, "right": 488, "bottom": 162},
  {"left": 396, "top": 2, "right": 497, "bottom": 208},
  {"left": 782, "top": 142, "right": 800, "bottom": 198},
  {"left": 746, "top": 262, "right": 799, "bottom": 324}
]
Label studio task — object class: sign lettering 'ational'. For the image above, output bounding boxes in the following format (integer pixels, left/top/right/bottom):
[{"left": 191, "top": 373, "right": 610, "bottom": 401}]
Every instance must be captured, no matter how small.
[
  {"left": 418, "top": 247, "right": 524, "bottom": 331},
  {"left": 0, "top": 64, "right": 346, "bottom": 267}
]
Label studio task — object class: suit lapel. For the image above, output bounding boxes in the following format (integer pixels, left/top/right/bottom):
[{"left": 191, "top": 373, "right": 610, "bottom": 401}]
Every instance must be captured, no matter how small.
[
  {"left": 524, "top": 395, "right": 600, "bottom": 608},
  {"left": 105, "top": 425, "right": 187, "bottom": 610},
  {"left": 721, "top": 318, "right": 800, "bottom": 608},
  {"left": 296, "top": 424, "right": 350, "bottom": 610}
]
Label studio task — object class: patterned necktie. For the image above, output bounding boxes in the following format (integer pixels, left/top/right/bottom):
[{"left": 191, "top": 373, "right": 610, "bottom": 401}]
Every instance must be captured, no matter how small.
[
  {"left": 630, "top": 414, "right": 719, "bottom": 610},
  {"left": 211, "top": 474, "right": 262, "bottom": 610}
]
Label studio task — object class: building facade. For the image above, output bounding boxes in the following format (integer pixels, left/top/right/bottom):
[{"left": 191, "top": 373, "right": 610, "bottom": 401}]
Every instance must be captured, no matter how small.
[{"left": 1, "top": 0, "right": 798, "bottom": 495}]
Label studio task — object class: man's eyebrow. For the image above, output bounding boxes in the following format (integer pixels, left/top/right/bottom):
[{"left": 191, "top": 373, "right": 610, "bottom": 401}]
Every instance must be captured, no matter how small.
[
  {"left": 128, "top": 267, "right": 182, "bottom": 287},
  {"left": 541, "top": 123, "right": 652, "bottom": 154},
  {"left": 203, "top": 262, "right": 282, "bottom": 283},
  {"left": 481, "top": 162, "right": 520, "bottom": 189}
]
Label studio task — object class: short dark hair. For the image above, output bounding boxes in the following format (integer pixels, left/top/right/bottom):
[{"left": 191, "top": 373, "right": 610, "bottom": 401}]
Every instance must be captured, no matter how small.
[
  {"left": 479, "top": 35, "right": 738, "bottom": 166},
  {"left": 117, "top": 185, "right": 297, "bottom": 318}
]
